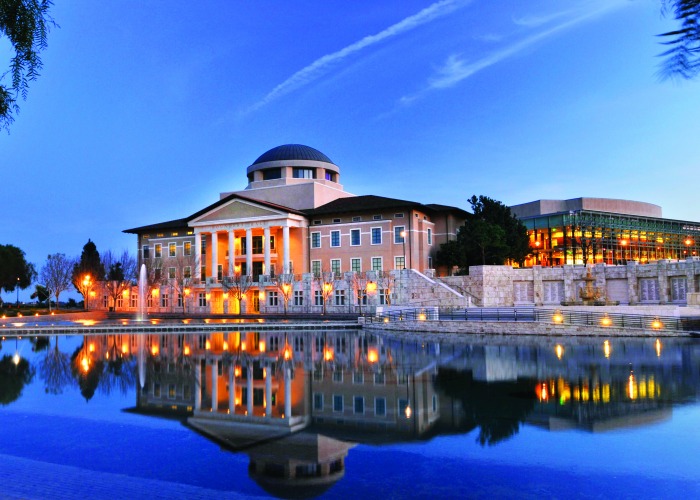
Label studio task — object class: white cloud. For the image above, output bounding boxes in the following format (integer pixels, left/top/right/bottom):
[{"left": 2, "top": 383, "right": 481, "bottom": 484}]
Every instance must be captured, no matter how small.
[{"left": 246, "top": 0, "right": 469, "bottom": 113}]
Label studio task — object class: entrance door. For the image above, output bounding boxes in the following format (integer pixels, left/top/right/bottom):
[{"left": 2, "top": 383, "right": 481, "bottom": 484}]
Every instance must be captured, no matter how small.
[{"left": 252, "top": 290, "right": 260, "bottom": 313}]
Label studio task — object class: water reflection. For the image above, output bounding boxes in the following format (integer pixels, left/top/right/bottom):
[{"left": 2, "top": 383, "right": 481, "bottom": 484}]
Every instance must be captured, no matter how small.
[{"left": 1, "top": 330, "right": 699, "bottom": 496}]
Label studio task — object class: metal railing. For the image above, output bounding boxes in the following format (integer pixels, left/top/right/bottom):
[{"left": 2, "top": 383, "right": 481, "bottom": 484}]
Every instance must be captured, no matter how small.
[
  {"left": 367, "top": 307, "right": 535, "bottom": 323},
  {"left": 536, "top": 308, "right": 700, "bottom": 333}
]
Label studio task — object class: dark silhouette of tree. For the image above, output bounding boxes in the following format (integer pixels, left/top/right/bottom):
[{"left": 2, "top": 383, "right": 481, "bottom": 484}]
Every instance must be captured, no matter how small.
[
  {"left": 72, "top": 239, "right": 105, "bottom": 308},
  {"left": 40, "top": 253, "right": 75, "bottom": 310},
  {"left": 0, "top": 244, "right": 37, "bottom": 295},
  {"left": 435, "top": 368, "right": 537, "bottom": 446},
  {"left": 71, "top": 343, "right": 103, "bottom": 402},
  {"left": 658, "top": 0, "right": 700, "bottom": 79},
  {"left": 0, "top": 354, "right": 35, "bottom": 405},
  {"left": 0, "top": 0, "right": 56, "bottom": 130},
  {"left": 39, "top": 336, "right": 72, "bottom": 394},
  {"left": 30, "top": 283, "right": 50, "bottom": 305},
  {"left": 102, "top": 250, "right": 136, "bottom": 311}
]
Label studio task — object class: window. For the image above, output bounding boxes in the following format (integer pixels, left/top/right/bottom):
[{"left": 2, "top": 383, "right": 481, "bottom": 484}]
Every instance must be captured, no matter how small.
[
  {"left": 116, "top": 296, "right": 123, "bottom": 308},
  {"left": 169, "top": 384, "right": 176, "bottom": 399},
  {"left": 333, "top": 395, "right": 343, "bottom": 412},
  {"left": 177, "top": 294, "right": 183, "bottom": 308},
  {"left": 154, "top": 244, "right": 162, "bottom": 258},
  {"left": 217, "top": 265, "right": 223, "bottom": 282},
  {"left": 395, "top": 226, "right": 405, "bottom": 243},
  {"left": 154, "top": 268, "right": 161, "bottom": 281},
  {"left": 356, "top": 289, "right": 367, "bottom": 305},
  {"left": 379, "top": 289, "right": 389, "bottom": 305},
  {"left": 353, "top": 371, "right": 364, "bottom": 384},
  {"left": 394, "top": 213, "right": 404, "bottom": 218},
  {"left": 334, "top": 289, "right": 345, "bottom": 306},
  {"left": 371, "top": 227, "right": 382, "bottom": 245},
  {"left": 268, "top": 291, "right": 279, "bottom": 306},
  {"left": 351, "top": 258, "right": 361, "bottom": 273},
  {"left": 332, "top": 218, "right": 341, "bottom": 224},
  {"left": 262, "top": 168, "right": 282, "bottom": 180},
  {"left": 427, "top": 228, "right": 432, "bottom": 245},
  {"left": 184, "top": 266, "right": 191, "bottom": 279},
  {"left": 311, "top": 260, "right": 321, "bottom": 277},
  {"left": 294, "top": 290, "right": 303, "bottom": 306},
  {"left": 375, "top": 397, "right": 386, "bottom": 416},
  {"left": 184, "top": 241, "right": 192, "bottom": 256},
  {"left": 311, "top": 232, "right": 321, "bottom": 248},
  {"left": 313, "top": 220, "right": 322, "bottom": 225},
  {"left": 331, "top": 259, "right": 341, "bottom": 276},
  {"left": 332, "top": 370, "right": 343, "bottom": 383},
  {"left": 428, "top": 256, "right": 433, "bottom": 269},
  {"left": 372, "top": 257, "right": 382, "bottom": 271},
  {"left": 169, "top": 242, "right": 176, "bottom": 257},
  {"left": 269, "top": 236, "right": 275, "bottom": 250},
  {"left": 201, "top": 240, "right": 206, "bottom": 255},
  {"left": 353, "top": 396, "right": 364, "bottom": 414},
  {"left": 398, "top": 398, "right": 409, "bottom": 417},
  {"left": 395, "top": 256, "right": 406, "bottom": 270},
  {"left": 168, "top": 267, "right": 176, "bottom": 279},
  {"left": 352, "top": 216, "right": 361, "bottom": 222},
  {"left": 161, "top": 293, "right": 169, "bottom": 308},
  {"left": 293, "top": 167, "right": 315, "bottom": 179},
  {"left": 374, "top": 372, "right": 385, "bottom": 385},
  {"left": 252, "top": 236, "right": 263, "bottom": 254},
  {"left": 373, "top": 215, "right": 382, "bottom": 220},
  {"left": 314, "top": 290, "right": 323, "bottom": 306},
  {"left": 350, "top": 229, "right": 360, "bottom": 246},
  {"left": 130, "top": 293, "right": 138, "bottom": 308},
  {"left": 325, "top": 171, "right": 336, "bottom": 182},
  {"left": 313, "top": 393, "right": 324, "bottom": 411},
  {"left": 241, "top": 237, "right": 246, "bottom": 254},
  {"left": 154, "top": 383, "right": 161, "bottom": 398},
  {"left": 198, "top": 293, "right": 206, "bottom": 307},
  {"left": 142, "top": 245, "right": 150, "bottom": 259},
  {"left": 331, "top": 230, "right": 340, "bottom": 247}
]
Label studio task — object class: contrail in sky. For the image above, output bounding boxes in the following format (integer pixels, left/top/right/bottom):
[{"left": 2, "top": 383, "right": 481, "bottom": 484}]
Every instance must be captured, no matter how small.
[{"left": 246, "top": 0, "right": 468, "bottom": 113}]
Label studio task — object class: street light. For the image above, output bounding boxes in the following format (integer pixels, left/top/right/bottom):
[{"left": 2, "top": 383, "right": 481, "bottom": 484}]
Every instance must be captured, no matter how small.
[
  {"left": 400, "top": 230, "right": 406, "bottom": 271},
  {"left": 15, "top": 277, "right": 19, "bottom": 308},
  {"left": 82, "top": 274, "right": 92, "bottom": 310}
]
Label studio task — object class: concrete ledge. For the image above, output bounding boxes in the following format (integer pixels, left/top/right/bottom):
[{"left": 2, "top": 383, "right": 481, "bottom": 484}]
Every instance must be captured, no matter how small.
[{"left": 363, "top": 320, "right": 690, "bottom": 337}]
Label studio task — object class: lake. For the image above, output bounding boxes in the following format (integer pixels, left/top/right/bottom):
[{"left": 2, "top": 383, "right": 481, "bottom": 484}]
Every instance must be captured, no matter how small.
[{"left": 0, "top": 330, "right": 698, "bottom": 498}]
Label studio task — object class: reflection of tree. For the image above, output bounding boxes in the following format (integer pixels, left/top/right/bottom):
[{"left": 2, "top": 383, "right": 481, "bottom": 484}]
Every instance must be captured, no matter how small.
[
  {"left": 31, "top": 336, "right": 51, "bottom": 352},
  {"left": 435, "top": 368, "right": 536, "bottom": 446},
  {"left": 0, "top": 355, "right": 35, "bottom": 405},
  {"left": 39, "top": 336, "right": 72, "bottom": 394},
  {"left": 71, "top": 343, "right": 103, "bottom": 402},
  {"left": 99, "top": 344, "right": 136, "bottom": 397}
]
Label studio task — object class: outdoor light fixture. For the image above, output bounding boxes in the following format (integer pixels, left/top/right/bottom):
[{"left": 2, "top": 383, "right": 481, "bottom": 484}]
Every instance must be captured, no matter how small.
[
  {"left": 651, "top": 318, "right": 663, "bottom": 330},
  {"left": 552, "top": 310, "right": 564, "bottom": 324},
  {"left": 367, "top": 349, "right": 378, "bottom": 363},
  {"left": 601, "top": 315, "right": 612, "bottom": 327}
]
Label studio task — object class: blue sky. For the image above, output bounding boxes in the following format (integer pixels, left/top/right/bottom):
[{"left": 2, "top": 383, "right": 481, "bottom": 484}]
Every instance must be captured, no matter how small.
[{"left": 2, "top": 0, "right": 699, "bottom": 301}]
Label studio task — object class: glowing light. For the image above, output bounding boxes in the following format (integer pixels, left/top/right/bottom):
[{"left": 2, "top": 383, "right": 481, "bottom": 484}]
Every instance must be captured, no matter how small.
[
  {"left": 367, "top": 349, "right": 378, "bottom": 363},
  {"left": 263, "top": 368, "right": 267, "bottom": 378},
  {"left": 383, "top": 317, "right": 389, "bottom": 323},
  {"left": 366, "top": 281, "right": 377, "bottom": 294},
  {"left": 552, "top": 310, "right": 564, "bottom": 324},
  {"left": 283, "top": 347, "right": 292, "bottom": 360},
  {"left": 122, "top": 289, "right": 129, "bottom": 297},
  {"left": 324, "top": 347, "right": 334, "bottom": 361},
  {"left": 601, "top": 315, "right": 612, "bottom": 327},
  {"left": 259, "top": 291, "right": 266, "bottom": 300},
  {"left": 183, "top": 345, "right": 191, "bottom": 356},
  {"left": 536, "top": 382, "right": 549, "bottom": 401},
  {"left": 205, "top": 340, "right": 211, "bottom": 350},
  {"left": 88, "top": 343, "right": 95, "bottom": 353},
  {"left": 152, "top": 288, "right": 159, "bottom": 297},
  {"left": 205, "top": 293, "right": 210, "bottom": 300},
  {"left": 655, "top": 339, "right": 662, "bottom": 358},
  {"left": 34, "top": 313, "right": 39, "bottom": 317},
  {"left": 241, "top": 341, "right": 247, "bottom": 351},
  {"left": 223, "top": 341, "right": 229, "bottom": 351},
  {"left": 555, "top": 344, "right": 564, "bottom": 360},
  {"left": 620, "top": 239, "right": 628, "bottom": 246},
  {"left": 184, "top": 287, "right": 190, "bottom": 296},
  {"left": 651, "top": 318, "right": 663, "bottom": 330},
  {"left": 405, "top": 404, "right": 412, "bottom": 419},
  {"left": 223, "top": 292, "right": 229, "bottom": 300},
  {"left": 282, "top": 283, "right": 291, "bottom": 294},
  {"left": 151, "top": 345, "right": 159, "bottom": 356},
  {"left": 628, "top": 371, "right": 637, "bottom": 400},
  {"left": 234, "top": 366, "right": 241, "bottom": 377},
  {"left": 259, "top": 340, "right": 266, "bottom": 352},
  {"left": 122, "top": 345, "right": 129, "bottom": 355},
  {"left": 13, "top": 352, "right": 20, "bottom": 365},
  {"left": 323, "top": 283, "right": 332, "bottom": 293},
  {"left": 603, "top": 340, "right": 611, "bottom": 359},
  {"left": 89, "top": 291, "right": 96, "bottom": 298},
  {"left": 418, "top": 313, "right": 426, "bottom": 321},
  {"left": 685, "top": 238, "right": 693, "bottom": 246}
]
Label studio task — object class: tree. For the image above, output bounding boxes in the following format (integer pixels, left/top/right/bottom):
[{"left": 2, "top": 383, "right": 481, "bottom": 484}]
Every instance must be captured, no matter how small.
[
  {"left": 460, "top": 218, "right": 508, "bottom": 266},
  {"left": 0, "top": 244, "right": 36, "bottom": 296},
  {"left": 314, "top": 270, "right": 338, "bottom": 315},
  {"left": 467, "top": 195, "right": 530, "bottom": 265},
  {"left": 222, "top": 268, "right": 253, "bottom": 314},
  {"left": 0, "top": 0, "right": 56, "bottom": 131},
  {"left": 102, "top": 250, "right": 136, "bottom": 311},
  {"left": 40, "top": 253, "right": 74, "bottom": 311},
  {"left": 658, "top": 0, "right": 700, "bottom": 79},
  {"left": 30, "top": 283, "right": 49, "bottom": 305},
  {"left": 162, "top": 252, "right": 199, "bottom": 313},
  {"left": 72, "top": 239, "right": 105, "bottom": 309},
  {"left": 276, "top": 274, "right": 294, "bottom": 314}
]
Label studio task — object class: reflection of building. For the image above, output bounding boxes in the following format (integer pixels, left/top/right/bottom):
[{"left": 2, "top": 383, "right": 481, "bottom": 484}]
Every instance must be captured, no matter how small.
[
  {"left": 119, "top": 144, "right": 466, "bottom": 314},
  {"left": 511, "top": 198, "right": 700, "bottom": 267}
]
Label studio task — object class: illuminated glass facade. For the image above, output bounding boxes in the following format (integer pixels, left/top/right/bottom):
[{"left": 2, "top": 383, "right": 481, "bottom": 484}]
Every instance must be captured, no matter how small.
[{"left": 520, "top": 211, "right": 700, "bottom": 267}]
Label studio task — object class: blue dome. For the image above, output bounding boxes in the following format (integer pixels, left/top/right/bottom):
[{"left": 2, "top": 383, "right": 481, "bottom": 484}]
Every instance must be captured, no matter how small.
[{"left": 252, "top": 144, "right": 333, "bottom": 165}]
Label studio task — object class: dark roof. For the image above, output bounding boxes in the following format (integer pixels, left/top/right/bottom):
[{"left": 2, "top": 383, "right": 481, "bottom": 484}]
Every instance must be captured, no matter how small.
[
  {"left": 123, "top": 194, "right": 304, "bottom": 234},
  {"left": 424, "top": 203, "right": 470, "bottom": 217},
  {"left": 252, "top": 144, "right": 333, "bottom": 165},
  {"left": 305, "top": 195, "right": 451, "bottom": 216}
]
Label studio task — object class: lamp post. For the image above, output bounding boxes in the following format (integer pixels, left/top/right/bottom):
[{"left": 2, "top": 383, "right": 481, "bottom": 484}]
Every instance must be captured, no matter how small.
[
  {"left": 534, "top": 240, "right": 541, "bottom": 266},
  {"left": 16, "top": 277, "right": 19, "bottom": 308},
  {"left": 400, "top": 230, "right": 406, "bottom": 271},
  {"left": 82, "top": 274, "right": 92, "bottom": 310}
]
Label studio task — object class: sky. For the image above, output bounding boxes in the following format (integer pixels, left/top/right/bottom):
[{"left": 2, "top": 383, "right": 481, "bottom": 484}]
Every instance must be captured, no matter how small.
[{"left": 2, "top": 0, "right": 699, "bottom": 302}]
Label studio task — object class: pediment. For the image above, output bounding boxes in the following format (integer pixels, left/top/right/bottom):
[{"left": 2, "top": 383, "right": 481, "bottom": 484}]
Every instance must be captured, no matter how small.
[{"left": 193, "top": 199, "right": 285, "bottom": 224}]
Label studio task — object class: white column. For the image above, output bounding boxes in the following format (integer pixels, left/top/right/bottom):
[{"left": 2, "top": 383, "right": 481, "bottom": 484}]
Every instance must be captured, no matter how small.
[
  {"left": 264, "top": 226, "right": 271, "bottom": 276},
  {"left": 228, "top": 364, "right": 235, "bottom": 413},
  {"left": 246, "top": 364, "right": 254, "bottom": 416},
  {"left": 194, "top": 233, "right": 202, "bottom": 281},
  {"left": 228, "top": 230, "right": 235, "bottom": 276},
  {"left": 284, "top": 367, "right": 292, "bottom": 418},
  {"left": 194, "top": 359, "right": 202, "bottom": 410},
  {"left": 265, "top": 363, "right": 272, "bottom": 418},
  {"left": 283, "top": 226, "right": 290, "bottom": 274},
  {"left": 210, "top": 231, "right": 218, "bottom": 281},
  {"left": 246, "top": 228, "right": 253, "bottom": 277},
  {"left": 211, "top": 361, "right": 219, "bottom": 411}
]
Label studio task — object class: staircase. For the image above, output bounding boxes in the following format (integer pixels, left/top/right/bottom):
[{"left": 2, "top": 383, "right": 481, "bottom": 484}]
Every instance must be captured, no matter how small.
[{"left": 394, "top": 269, "right": 473, "bottom": 308}]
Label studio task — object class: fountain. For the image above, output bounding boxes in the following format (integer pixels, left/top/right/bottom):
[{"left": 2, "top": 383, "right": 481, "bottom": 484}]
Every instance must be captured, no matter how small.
[
  {"left": 578, "top": 267, "right": 602, "bottom": 305},
  {"left": 138, "top": 264, "right": 147, "bottom": 321}
]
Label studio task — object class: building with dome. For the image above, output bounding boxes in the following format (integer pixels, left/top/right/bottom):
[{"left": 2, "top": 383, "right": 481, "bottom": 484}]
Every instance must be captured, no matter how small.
[{"left": 122, "top": 144, "right": 468, "bottom": 314}]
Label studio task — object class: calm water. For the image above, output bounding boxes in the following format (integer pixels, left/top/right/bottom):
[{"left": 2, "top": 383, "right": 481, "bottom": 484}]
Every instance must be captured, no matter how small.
[{"left": 0, "top": 330, "right": 699, "bottom": 499}]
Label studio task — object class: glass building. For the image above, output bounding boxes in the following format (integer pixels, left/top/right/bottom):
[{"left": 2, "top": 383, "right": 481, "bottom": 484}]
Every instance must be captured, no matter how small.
[{"left": 510, "top": 198, "right": 700, "bottom": 267}]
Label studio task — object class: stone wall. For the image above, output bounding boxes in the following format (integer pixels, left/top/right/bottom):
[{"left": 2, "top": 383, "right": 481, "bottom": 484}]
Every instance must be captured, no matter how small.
[{"left": 449, "top": 257, "right": 700, "bottom": 307}]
